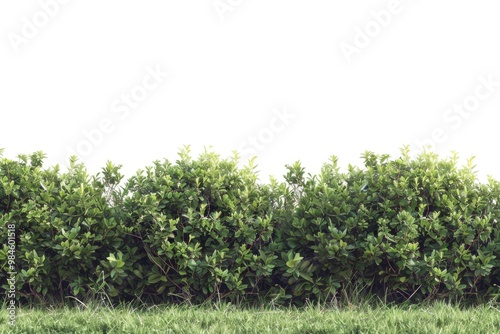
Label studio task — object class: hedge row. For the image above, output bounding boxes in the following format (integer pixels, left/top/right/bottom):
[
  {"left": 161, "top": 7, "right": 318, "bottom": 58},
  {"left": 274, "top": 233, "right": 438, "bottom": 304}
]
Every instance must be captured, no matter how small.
[{"left": 1, "top": 147, "right": 499, "bottom": 306}]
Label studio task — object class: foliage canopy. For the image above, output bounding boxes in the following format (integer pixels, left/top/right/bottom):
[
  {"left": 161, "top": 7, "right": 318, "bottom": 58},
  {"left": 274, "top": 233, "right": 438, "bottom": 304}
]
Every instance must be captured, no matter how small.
[{"left": 1, "top": 147, "right": 499, "bottom": 306}]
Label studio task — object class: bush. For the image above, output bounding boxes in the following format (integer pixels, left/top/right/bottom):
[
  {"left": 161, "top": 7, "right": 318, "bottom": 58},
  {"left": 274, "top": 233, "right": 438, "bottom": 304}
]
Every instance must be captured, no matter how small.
[
  {"left": 119, "top": 147, "right": 287, "bottom": 304},
  {"left": 0, "top": 146, "right": 498, "bottom": 306},
  {"left": 278, "top": 147, "right": 500, "bottom": 303},
  {"left": 0, "top": 152, "right": 136, "bottom": 303}
]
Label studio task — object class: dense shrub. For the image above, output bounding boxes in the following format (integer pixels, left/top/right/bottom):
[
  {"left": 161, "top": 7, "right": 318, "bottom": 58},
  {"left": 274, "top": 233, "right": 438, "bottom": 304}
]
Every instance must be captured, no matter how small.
[
  {"left": 119, "top": 147, "right": 289, "bottom": 304},
  {"left": 0, "top": 151, "right": 136, "bottom": 303},
  {"left": 0, "top": 146, "right": 498, "bottom": 306},
  {"left": 278, "top": 148, "right": 500, "bottom": 303}
]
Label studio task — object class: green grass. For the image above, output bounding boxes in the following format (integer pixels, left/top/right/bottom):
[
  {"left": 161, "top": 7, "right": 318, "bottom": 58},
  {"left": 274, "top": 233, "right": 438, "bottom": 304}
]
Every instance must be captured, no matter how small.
[{"left": 1, "top": 301, "right": 499, "bottom": 334}]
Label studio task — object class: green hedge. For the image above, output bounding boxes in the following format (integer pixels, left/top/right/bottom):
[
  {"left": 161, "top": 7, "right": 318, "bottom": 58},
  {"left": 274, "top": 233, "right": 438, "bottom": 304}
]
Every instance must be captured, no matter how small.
[
  {"left": 0, "top": 147, "right": 498, "bottom": 306},
  {"left": 277, "top": 149, "right": 500, "bottom": 303}
]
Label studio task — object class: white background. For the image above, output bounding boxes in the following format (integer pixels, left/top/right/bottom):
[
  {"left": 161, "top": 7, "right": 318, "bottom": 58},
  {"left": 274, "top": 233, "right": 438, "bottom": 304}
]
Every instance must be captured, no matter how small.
[{"left": 1, "top": 0, "right": 499, "bottom": 183}]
